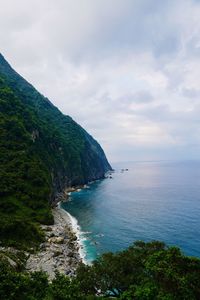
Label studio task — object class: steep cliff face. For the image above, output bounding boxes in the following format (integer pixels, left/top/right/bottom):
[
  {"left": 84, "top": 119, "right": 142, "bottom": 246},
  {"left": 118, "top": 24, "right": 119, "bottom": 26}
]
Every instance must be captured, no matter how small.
[{"left": 0, "top": 53, "right": 111, "bottom": 247}]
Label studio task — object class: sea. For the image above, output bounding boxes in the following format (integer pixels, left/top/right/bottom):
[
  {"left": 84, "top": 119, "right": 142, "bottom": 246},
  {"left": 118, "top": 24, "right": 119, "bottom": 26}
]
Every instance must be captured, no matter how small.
[{"left": 61, "top": 160, "right": 200, "bottom": 263}]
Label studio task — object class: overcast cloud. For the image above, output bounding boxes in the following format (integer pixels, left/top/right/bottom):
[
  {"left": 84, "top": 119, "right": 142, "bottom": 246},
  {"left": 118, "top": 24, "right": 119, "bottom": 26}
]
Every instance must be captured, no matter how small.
[{"left": 1, "top": 0, "right": 200, "bottom": 162}]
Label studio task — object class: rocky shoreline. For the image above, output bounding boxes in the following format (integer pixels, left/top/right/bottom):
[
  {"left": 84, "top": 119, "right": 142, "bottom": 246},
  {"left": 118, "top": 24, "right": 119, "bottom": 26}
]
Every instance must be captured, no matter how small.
[{"left": 26, "top": 204, "right": 82, "bottom": 280}]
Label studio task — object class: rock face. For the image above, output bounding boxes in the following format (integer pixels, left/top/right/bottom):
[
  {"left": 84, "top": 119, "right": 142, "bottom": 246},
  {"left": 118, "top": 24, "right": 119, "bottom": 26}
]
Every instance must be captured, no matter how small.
[{"left": 26, "top": 207, "right": 81, "bottom": 279}]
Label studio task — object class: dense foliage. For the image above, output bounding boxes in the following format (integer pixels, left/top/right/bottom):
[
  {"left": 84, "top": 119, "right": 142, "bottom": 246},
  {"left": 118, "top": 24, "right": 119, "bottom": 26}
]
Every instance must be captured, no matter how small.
[
  {"left": 0, "top": 54, "right": 111, "bottom": 248},
  {"left": 0, "top": 77, "right": 52, "bottom": 247},
  {"left": 0, "top": 241, "right": 199, "bottom": 299}
]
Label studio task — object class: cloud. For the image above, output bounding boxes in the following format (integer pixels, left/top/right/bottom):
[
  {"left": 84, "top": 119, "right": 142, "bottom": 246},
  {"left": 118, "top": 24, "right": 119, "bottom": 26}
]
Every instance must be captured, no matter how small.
[
  {"left": 182, "top": 88, "right": 200, "bottom": 99},
  {"left": 1, "top": 0, "right": 200, "bottom": 161}
]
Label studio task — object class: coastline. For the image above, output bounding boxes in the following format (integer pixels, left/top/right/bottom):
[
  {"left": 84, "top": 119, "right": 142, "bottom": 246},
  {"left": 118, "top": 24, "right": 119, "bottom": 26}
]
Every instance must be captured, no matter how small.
[
  {"left": 26, "top": 203, "right": 83, "bottom": 280},
  {"left": 26, "top": 181, "right": 103, "bottom": 278},
  {"left": 58, "top": 202, "right": 88, "bottom": 265}
]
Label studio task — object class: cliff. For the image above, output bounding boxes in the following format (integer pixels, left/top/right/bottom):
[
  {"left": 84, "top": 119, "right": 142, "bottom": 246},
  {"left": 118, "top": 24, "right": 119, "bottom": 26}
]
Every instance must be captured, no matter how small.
[{"left": 0, "top": 53, "right": 111, "bottom": 247}]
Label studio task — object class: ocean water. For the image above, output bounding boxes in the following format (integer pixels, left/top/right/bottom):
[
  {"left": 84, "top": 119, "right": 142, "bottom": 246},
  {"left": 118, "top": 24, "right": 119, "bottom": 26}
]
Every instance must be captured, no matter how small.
[{"left": 61, "top": 161, "right": 200, "bottom": 263}]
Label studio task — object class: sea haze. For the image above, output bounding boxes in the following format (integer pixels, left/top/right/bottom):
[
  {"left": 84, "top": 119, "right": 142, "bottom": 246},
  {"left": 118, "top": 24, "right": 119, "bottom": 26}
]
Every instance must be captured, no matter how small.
[{"left": 62, "top": 161, "right": 200, "bottom": 263}]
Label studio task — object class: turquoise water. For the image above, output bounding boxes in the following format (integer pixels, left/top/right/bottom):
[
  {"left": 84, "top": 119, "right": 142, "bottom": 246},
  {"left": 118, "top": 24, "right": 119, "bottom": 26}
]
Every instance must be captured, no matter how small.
[{"left": 62, "top": 161, "right": 200, "bottom": 263}]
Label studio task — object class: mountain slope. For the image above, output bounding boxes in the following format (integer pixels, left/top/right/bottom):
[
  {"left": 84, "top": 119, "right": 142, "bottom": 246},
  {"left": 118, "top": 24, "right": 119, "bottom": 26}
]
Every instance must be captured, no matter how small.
[{"left": 0, "top": 53, "right": 111, "bottom": 248}]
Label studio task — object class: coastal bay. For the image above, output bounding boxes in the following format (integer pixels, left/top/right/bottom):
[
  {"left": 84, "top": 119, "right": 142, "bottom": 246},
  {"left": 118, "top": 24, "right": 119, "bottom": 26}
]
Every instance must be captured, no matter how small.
[{"left": 62, "top": 161, "right": 200, "bottom": 262}]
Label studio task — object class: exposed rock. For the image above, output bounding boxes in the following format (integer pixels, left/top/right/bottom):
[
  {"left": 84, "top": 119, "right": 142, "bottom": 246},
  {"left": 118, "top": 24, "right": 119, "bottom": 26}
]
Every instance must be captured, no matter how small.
[
  {"left": 25, "top": 206, "right": 82, "bottom": 280},
  {"left": 2, "top": 255, "right": 18, "bottom": 269},
  {"left": 53, "top": 250, "right": 63, "bottom": 257},
  {"left": 39, "top": 243, "right": 46, "bottom": 251},
  {"left": 48, "top": 236, "right": 64, "bottom": 244},
  {"left": 31, "top": 129, "right": 39, "bottom": 142}
]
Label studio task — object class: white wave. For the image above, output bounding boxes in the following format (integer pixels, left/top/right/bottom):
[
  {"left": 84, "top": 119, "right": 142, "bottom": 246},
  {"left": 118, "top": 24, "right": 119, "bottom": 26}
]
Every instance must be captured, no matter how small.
[
  {"left": 95, "top": 233, "right": 104, "bottom": 238},
  {"left": 57, "top": 203, "right": 89, "bottom": 265}
]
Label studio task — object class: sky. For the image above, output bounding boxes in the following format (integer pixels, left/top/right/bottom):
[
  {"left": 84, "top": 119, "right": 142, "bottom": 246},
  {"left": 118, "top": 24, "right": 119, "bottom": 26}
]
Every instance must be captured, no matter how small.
[{"left": 1, "top": 0, "right": 200, "bottom": 162}]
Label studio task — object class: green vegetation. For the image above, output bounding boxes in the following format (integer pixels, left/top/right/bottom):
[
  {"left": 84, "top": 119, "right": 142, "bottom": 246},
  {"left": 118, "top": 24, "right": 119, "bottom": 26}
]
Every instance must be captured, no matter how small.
[
  {"left": 1, "top": 54, "right": 199, "bottom": 299},
  {"left": 0, "top": 241, "right": 200, "bottom": 299},
  {"left": 0, "top": 54, "right": 111, "bottom": 248},
  {"left": 0, "top": 79, "right": 52, "bottom": 248}
]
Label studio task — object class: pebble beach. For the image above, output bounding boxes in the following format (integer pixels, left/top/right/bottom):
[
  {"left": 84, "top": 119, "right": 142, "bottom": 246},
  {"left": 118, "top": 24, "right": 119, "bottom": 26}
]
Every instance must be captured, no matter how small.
[{"left": 26, "top": 203, "right": 83, "bottom": 280}]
